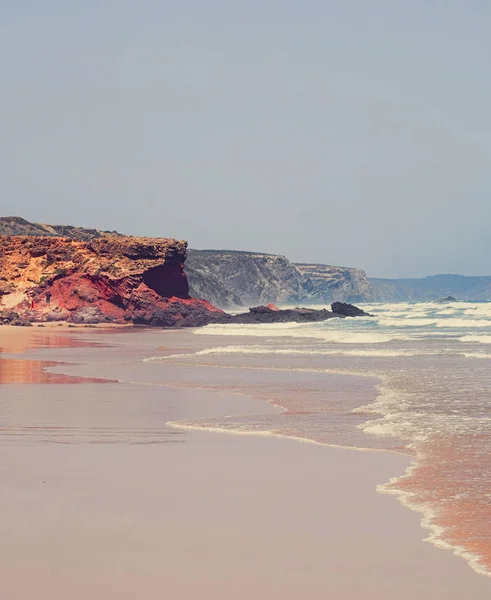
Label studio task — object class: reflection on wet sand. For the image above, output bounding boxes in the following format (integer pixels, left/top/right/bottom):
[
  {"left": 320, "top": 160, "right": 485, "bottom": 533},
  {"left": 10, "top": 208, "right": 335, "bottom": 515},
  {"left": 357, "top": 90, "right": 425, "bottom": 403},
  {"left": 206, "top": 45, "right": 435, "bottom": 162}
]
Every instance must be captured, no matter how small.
[
  {"left": 0, "top": 358, "right": 112, "bottom": 384},
  {"left": 0, "top": 329, "right": 113, "bottom": 384},
  {"left": 0, "top": 334, "right": 103, "bottom": 355}
]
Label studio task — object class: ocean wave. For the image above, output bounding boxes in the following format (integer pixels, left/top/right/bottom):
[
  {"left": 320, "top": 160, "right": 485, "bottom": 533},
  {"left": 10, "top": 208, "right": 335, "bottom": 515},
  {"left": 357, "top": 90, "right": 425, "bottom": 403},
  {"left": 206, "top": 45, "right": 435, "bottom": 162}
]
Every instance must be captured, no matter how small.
[
  {"left": 195, "top": 323, "right": 401, "bottom": 344},
  {"left": 459, "top": 335, "right": 491, "bottom": 344},
  {"left": 378, "top": 470, "right": 491, "bottom": 578},
  {"left": 435, "top": 318, "right": 491, "bottom": 328},
  {"left": 166, "top": 420, "right": 392, "bottom": 453},
  {"left": 376, "top": 318, "right": 441, "bottom": 327},
  {"left": 356, "top": 367, "right": 491, "bottom": 578},
  {"left": 375, "top": 316, "right": 491, "bottom": 329},
  {"left": 463, "top": 305, "right": 491, "bottom": 317},
  {"left": 194, "top": 346, "right": 434, "bottom": 358},
  {"left": 153, "top": 345, "right": 480, "bottom": 359}
]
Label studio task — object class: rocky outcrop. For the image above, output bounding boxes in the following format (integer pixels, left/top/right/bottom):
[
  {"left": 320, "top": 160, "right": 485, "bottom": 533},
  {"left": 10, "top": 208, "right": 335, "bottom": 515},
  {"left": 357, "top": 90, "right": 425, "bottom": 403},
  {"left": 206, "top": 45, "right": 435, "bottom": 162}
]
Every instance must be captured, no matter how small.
[
  {"left": 331, "top": 301, "right": 373, "bottom": 317},
  {"left": 435, "top": 296, "right": 458, "bottom": 303},
  {"left": 211, "top": 302, "right": 372, "bottom": 325},
  {"left": 0, "top": 235, "right": 221, "bottom": 326}
]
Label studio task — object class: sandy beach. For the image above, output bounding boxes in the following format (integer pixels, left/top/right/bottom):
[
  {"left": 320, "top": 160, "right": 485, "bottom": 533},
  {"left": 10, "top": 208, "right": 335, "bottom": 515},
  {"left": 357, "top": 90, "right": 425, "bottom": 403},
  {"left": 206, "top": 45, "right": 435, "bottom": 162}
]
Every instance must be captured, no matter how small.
[{"left": 1, "top": 325, "right": 490, "bottom": 599}]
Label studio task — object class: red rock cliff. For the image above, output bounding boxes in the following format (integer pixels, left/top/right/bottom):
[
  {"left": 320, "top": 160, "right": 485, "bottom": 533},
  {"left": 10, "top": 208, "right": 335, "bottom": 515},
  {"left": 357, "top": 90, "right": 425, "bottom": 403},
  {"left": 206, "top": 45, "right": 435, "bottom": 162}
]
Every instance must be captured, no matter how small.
[{"left": 0, "top": 235, "right": 221, "bottom": 325}]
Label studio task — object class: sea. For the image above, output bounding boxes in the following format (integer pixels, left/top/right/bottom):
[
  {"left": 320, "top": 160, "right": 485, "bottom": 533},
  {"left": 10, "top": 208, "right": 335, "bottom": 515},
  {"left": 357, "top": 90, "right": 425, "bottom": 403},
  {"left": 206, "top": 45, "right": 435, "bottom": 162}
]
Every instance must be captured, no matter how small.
[{"left": 144, "top": 301, "right": 491, "bottom": 578}]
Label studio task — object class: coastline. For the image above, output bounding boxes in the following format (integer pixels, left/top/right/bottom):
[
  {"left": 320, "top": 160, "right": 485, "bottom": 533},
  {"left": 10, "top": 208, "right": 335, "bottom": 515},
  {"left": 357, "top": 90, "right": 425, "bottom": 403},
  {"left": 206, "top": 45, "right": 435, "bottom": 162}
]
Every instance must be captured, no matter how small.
[{"left": 1, "top": 326, "right": 490, "bottom": 598}]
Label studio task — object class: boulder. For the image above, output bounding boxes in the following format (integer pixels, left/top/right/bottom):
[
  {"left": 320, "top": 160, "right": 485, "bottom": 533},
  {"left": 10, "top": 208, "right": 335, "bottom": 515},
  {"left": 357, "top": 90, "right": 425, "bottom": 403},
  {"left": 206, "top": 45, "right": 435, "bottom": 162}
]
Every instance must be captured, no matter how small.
[{"left": 331, "top": 302, "right": 372, "bottom": 317}]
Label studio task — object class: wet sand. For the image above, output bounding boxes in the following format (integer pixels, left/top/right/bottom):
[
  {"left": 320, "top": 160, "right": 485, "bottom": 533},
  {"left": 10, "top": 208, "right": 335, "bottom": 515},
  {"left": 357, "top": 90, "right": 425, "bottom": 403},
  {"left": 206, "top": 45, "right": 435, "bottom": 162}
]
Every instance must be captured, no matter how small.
[{"left": 1, "top": 326, "right": 490, "bottom": 599}]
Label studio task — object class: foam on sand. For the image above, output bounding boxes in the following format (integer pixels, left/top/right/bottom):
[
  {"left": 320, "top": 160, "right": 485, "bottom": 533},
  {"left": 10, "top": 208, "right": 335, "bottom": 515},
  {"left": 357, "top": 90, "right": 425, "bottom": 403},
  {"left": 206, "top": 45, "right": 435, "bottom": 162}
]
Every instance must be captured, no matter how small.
[{"left": 196, "top": 323, "right": 400, "bottom": 344}]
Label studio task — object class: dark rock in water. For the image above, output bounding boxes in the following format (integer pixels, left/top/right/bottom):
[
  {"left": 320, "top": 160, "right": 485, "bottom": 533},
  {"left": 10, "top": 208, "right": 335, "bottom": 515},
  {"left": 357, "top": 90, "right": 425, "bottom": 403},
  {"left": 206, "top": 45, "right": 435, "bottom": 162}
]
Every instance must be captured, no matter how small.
[
  {"left": 435, "top": 296, "right": 457, "bottom": 303},
  {"left": 210, "top": 302, "right": 371, "bottom": 325},
  {"left": 331, "top": 302, "right": 373, "bottom": 317},
  {"left": 216, "top": 306, "right": 338, "bottom": 324}
]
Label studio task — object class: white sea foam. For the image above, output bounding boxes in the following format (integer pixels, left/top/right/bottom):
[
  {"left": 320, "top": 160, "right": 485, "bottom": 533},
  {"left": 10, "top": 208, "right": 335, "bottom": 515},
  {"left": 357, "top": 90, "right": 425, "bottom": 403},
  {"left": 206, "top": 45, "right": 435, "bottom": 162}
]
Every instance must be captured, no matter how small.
[
  {"left": 376, "top": 317, "right": 441, "bottom": 327},
  {"left": 459, "top": 335, "right": 491, "bottom": 344},
  {"left": 166, "top": 420, "right": 390, "bottom": 453},
  {"left": 195, "top": 323, "right": 407, "bottom": 344},
  {"left": 435, "top": 318, "right": 491, "bottom": 328},
  {"left": 378, "top": 464, "right": 491, "bottom": 578},
  {"left": 460, "top": 352, "right": 491, "bottom": 359},
  {"left": 463, "top": 304, "right": 491, "bottom": 316},
  {"left": 156, "top": 345, "right": 461, "bottom": 359},
  {"left": 196, "top": 346, "right": 434, "bottom": 358},
  {"left": 375, "top": 316, "right": 491, "bottom": 329}
]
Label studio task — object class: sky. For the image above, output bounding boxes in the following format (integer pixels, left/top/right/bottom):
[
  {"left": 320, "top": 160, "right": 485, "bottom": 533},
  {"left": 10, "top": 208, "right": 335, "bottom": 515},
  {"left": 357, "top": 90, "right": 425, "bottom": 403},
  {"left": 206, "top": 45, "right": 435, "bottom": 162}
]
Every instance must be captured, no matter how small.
[{"left": 1, "top": 1, "right": 490, "bottom": 278}]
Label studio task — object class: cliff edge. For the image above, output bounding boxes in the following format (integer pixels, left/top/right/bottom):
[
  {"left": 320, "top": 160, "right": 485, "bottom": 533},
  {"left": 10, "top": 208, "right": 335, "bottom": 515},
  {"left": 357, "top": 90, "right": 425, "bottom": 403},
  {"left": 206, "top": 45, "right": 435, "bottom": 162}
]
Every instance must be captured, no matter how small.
[
  {"left": 0, "top": 232, "right": 220, "bottom": 326},
  {"left": 186, "top": 249, "right": 378, "bottom": 308},
  {"left": 186, "top": 249, "right": 310, "bottom": 308},
  {"left": 295, "top": 263, "right": 379, "bottom": 303}
]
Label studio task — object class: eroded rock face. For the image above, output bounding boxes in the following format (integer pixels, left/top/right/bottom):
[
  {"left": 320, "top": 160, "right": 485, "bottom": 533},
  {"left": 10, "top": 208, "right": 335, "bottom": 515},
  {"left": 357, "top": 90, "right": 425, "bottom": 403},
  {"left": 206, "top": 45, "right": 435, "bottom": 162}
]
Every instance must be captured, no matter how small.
[
  {"left": 186, "top": 250, "right": 309, "bottom": 308},
  {"left": 0, "top": 235, "right": 221, "bottom": 326},
  {"left": 186, "top": 250, "right": 379, "bottom": 308},
  {"left": 295, "top": 263, "right": 379, "bottom": 303}
]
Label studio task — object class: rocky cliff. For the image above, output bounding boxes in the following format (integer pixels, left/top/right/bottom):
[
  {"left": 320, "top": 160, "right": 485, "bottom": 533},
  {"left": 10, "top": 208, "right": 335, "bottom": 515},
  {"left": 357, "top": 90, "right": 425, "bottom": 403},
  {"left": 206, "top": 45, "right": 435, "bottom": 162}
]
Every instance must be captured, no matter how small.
[
  {"left": 186, "top": 250, "right": 311, "bottom": 308},
  {"left": 0, "top": 233, "right": 220, "bottom": 326},
  {"left": 295, "top": 263, "right": 379, "bottom": 304},
  {"left": 186, "top": 250, "right": 378, "bottom": 308}
]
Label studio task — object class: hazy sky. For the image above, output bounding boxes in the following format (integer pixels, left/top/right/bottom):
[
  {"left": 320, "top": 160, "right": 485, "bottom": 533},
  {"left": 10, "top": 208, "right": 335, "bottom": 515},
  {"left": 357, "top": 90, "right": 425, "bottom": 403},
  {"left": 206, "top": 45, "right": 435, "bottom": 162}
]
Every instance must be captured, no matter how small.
[{"left": 1, "top": 1, "right": 490, "bottom": 277}]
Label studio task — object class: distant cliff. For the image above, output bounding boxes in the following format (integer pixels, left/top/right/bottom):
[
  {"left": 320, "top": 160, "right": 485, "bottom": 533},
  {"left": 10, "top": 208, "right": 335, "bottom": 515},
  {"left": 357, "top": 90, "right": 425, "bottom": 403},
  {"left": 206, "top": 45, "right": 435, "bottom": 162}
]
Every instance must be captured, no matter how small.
[
  {"left": 295, "top": 263, "right": 379, "bottom": 304},
  {"left": 186, "top": 250, "right": 309, "bottom": 307},
  {"left": 370, "top": 274, "right": 491, "bottom": 302},
  {"left": 186, "top": 249, "right": 378, "bottom": 308}
]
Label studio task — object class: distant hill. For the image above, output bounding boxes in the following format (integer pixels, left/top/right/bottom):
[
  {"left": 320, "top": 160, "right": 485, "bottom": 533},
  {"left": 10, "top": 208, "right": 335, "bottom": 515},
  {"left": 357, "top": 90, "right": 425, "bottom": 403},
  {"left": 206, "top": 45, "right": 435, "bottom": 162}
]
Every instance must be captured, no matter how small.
[{"left": 370, "top": 274, "right": 491, "bottom": 302}]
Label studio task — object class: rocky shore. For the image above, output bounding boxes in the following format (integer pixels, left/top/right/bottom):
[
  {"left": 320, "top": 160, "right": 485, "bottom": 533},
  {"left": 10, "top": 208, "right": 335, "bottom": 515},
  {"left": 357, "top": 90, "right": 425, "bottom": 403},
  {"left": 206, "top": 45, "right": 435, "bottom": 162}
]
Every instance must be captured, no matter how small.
[
  {"left": 0, "top": 217, "right": 371, "bottom": 327},
  {"left": 211, "top": 302, "right": 372, "bottom": 325},
  {"left": 0, "top": 231, "right": 221, "bottom": 326}
]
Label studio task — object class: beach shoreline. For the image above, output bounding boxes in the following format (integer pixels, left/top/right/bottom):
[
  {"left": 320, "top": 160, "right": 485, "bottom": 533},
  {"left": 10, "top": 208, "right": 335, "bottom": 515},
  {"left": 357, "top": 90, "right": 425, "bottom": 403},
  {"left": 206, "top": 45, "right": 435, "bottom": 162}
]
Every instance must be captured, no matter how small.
[{"left": 1, "top": 326, "right": 490, "bottom": 599}]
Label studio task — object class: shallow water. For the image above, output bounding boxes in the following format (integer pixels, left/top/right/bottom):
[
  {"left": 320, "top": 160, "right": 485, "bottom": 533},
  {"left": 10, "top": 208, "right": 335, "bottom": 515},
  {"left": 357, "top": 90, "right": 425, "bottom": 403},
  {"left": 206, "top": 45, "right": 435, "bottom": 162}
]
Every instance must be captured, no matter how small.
[{"left": 143, "top": 302, "right": 491, "bottom": 577}]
